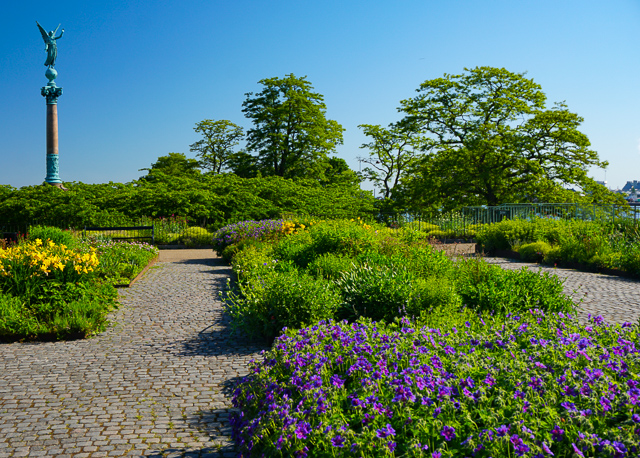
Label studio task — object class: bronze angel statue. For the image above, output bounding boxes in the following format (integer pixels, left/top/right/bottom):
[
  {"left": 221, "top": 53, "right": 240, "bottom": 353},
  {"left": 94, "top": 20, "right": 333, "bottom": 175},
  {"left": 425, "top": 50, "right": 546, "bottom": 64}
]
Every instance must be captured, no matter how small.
[{"left": 36, "top": 21, "right": 64, "bottom": 68}]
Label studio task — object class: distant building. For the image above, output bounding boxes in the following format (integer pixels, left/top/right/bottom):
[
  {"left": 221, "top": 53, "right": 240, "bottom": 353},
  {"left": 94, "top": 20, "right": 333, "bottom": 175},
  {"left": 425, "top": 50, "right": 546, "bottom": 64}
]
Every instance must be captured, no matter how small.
[{"left": 622, "top": 180, "right": 640, "bottom": 192}]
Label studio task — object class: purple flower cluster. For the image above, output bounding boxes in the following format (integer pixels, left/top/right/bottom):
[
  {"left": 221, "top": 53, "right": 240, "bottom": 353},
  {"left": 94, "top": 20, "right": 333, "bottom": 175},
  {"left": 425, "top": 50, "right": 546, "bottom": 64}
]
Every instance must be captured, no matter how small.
[
  {"left": 212, "top": 219, "right": 286, "bottom": 252},
  {"left": 231, "top": 312, "right": 640, "bottom": 457}
]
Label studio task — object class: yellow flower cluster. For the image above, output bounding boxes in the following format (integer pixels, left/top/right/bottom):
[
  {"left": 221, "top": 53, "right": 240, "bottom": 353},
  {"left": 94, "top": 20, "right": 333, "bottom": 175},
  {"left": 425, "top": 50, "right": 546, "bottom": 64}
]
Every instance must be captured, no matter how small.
[
  {"left": 0, "top": 239, "right": 99, "bottom": 278},
  {"left": 281, "top": 221, "right": 306, "bottom": 236},
  {"left": 350, "top": 217, "right": 372, "bottom": 230}
]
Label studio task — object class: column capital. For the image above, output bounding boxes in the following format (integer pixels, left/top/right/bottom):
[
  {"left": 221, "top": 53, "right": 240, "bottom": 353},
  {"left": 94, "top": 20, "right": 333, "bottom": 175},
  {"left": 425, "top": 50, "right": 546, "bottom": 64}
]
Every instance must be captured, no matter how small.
[{"left": 41, "top": 83, "right": 63, "bottom": 105}]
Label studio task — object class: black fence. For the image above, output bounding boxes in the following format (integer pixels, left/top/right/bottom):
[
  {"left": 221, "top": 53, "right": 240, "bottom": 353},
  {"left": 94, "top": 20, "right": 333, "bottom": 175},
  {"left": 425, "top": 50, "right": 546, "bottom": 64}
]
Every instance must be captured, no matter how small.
[{"left": 83, "top": 226, "right": 154, "bottom": 244}]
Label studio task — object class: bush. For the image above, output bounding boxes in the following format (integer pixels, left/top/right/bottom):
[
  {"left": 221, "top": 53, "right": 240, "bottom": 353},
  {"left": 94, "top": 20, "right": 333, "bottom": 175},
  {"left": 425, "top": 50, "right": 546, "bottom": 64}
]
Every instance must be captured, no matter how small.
[
  {"left": 455, "top": 258, "right": 576, "bottom": 315},
  {"left": 517, "top": 241, "right": 553, "bottom": 262},
  {"left": 225, "top": 270, "right": 342, "bottom": 342},
  {"left": 27, "top": 225, "right": 76, "bottom": 248},
  {"left": 88, "top": 240, "right": 158, "bottom": 285},
  {"left": 334, "top": 263, "right": 461, "bottom": 322},
  {"left": 178, "top": 226, "right": 212, "bottom": 246},
  {"left": 306, "top": 253, "right": 355, "bottom": 280},
  {"left": 0, "top": 281, "right": 117, "bottom": 340}
]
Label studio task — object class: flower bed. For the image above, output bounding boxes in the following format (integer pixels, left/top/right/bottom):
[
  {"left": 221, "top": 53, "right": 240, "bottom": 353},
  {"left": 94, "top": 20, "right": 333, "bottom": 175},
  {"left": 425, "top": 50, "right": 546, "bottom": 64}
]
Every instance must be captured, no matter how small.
[
  {"left": 218, "top": 218, "right": 640, "bottom": 456},
  {"left": 232, "top": 313, "right": 640, "bottom": 457},
  {"left": 0, "top": 227, "right": 158, "bottom": 340}
]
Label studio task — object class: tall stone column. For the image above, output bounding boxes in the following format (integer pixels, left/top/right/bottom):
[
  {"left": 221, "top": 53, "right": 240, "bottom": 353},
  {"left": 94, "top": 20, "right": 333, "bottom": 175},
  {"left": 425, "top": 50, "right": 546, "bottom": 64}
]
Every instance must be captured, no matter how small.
[{"left": 41, "top": 67, "right": 65, "bottom": 189}]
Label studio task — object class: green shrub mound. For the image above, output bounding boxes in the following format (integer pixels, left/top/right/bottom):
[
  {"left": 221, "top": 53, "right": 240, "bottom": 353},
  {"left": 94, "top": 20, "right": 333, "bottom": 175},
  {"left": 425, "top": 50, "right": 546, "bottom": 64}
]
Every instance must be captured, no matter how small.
[
  {"left": 475, "top": 218, "right": 640, "bottom": 276},
  {"left": 222, "top": 219, "right": 577, "bottom": 343},
  {"left": 27, "top": 225, "right": 76, "bottom": 248}
]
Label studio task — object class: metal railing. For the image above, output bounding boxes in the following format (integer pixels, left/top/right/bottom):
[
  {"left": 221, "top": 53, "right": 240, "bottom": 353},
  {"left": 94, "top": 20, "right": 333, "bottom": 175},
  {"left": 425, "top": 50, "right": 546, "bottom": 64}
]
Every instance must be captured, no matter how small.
[{"left": 83, "top": 225, "right": 154, "bottom": 244}]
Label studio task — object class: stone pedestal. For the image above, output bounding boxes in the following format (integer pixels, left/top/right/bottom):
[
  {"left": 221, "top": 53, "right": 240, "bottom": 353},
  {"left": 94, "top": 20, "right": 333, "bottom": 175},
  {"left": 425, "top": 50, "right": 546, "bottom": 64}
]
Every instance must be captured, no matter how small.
[{"left": 41, "top": 67, "right": 65, "bottom": 189}]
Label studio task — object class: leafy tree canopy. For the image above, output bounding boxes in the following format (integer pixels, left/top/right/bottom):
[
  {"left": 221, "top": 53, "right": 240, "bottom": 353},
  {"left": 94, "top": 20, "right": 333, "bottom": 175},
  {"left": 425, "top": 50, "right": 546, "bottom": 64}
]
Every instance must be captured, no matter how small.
[
  {"left": 190, "top": 119, "right": 244, "bottom": 174},
  {"left": 319, "top": 157, "right": 361, "bottom": 189},
  {"left": 398, "top": 66, "right": 613, "bottom": 211},
  {"left": 358, "top": 123, "right": 423, "bottom": 199},
  {"left": 139, "top": 152, "right": 201, "bottom": 181},
  {"left": 242, "top": 74, "right": 344, "bottom": 180}
]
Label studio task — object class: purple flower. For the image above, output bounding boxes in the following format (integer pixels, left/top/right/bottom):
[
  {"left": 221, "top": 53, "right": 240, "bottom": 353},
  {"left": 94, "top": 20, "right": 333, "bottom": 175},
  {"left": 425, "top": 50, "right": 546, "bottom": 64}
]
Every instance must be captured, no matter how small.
[
  {"left": 541, "top": 441, "right": 554, "bottom": 455},
  {"left": 329, "top": 374, "right": 344, "bottom": 388},
  {"left": 551, "top": 425, "right": 564, "bottom": 442},
  {"left": 295, "top": 421, "right": 311, "bottom": 439},
  {"left": 376, "top": 423, "right": 396, "bottom": 439},
  {"left": 496, "top": 424, "right": 509, "bottom": 437},
  {"left": 484, "top": 373, "right": 496, "bottom": 386},
  {"left": 571, "top": 443, "right": 584, "bottom": 457},
  {"left": 441, "top": 425, "right": 456, "bottom": 441},
  {"left": 331, "top": 435, "right": 345, "bottom": 448}
]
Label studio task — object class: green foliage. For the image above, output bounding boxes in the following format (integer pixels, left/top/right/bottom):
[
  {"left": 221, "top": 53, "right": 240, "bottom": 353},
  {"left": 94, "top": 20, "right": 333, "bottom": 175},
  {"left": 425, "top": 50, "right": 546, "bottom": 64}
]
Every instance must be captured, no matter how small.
[
  {"left": 399, "top": 66, "right": 610, "bottom": 211},
  {"left": 178, "top": 226, "right": 213, "bottom": 247},
  {"left": 334, "top": 262, "right": 461, "bottom": 322},
  {"left": 0, "top": 281, "right": 117, "bottom": 341},
  {"left": 139, "top": 152, "right": 202, "bottom": 181},
  {"left": 27, "top": 225, "right": 76, "bottom": 248},
  {"left": 222, "top": 218, "right": 577, "bottom": 343},
  {"left": 517, "top": 241, "right": 553, "bottom": 262},
  {"left": 476, "top": 218, "right": 640, "bottom": 276},
  {"left": 455, "top": 258, "right": 576, "bottom": 315},
  {"left": 272, "top": 219, "right": 376, "bottom": 268},
  {"left": 306, "top": 253, "right": 354, "bottom": 280},
  {"left": 0, "top": 175, "right": 375, "bottom": 230},
  {"left": 190, "top": 119, "right": 244, "bottom": 174},
  {"left": 226, "top": 269, "right": 342, "bottom": 342},
  {"left": 319, "top": 157, "right": 361, "bottom": 189},
  {"left": 242, "top": 73, "right": 345, "bottom": 180},
  {"left": 358, "top": 122, "right": 422, "bottom": 198},
  {"left": 90, "top": 240, "right": 158, "bottom": 285},
  {"left": 476, "top": 218, "right": 539, "bottom": 252}
]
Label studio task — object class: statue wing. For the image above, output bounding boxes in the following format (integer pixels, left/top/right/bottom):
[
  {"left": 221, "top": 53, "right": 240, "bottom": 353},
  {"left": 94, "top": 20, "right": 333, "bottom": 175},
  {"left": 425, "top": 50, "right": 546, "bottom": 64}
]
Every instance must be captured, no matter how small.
[{"left": 36, "top": 21, "right": 49, "bottom": 42}]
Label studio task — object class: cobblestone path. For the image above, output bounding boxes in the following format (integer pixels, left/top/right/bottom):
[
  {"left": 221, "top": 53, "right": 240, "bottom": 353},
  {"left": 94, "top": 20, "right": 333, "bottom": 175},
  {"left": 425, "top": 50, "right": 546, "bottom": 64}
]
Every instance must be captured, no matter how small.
[
  {"left": 484, "top": 257, "right": 640, "bottom": 325},
  {"left": 0, "top": 251, "right": 266, "bottom": 458}
]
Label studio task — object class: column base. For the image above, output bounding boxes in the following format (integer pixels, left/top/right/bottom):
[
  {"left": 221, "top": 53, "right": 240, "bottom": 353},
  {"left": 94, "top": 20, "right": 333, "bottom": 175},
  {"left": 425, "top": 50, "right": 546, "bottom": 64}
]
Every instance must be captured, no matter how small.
[{"left": 44, "top": 181, "right": 68, "bottom": 191}]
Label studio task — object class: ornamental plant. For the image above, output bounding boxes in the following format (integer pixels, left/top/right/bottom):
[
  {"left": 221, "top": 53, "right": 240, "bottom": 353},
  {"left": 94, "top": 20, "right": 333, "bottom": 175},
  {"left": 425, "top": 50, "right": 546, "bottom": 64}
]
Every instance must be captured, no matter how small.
[
  {"left": 87, "top": 239, "right": 159, "bottom": 285},
  {"left": 213, "top": 219, "right": 288, "bottom": 257},
  {"left": 231, "top": 312, "right": 640, "bottom": 457},
  {"left": 0, "top": 238, "right": 99, "bottom": 298}
]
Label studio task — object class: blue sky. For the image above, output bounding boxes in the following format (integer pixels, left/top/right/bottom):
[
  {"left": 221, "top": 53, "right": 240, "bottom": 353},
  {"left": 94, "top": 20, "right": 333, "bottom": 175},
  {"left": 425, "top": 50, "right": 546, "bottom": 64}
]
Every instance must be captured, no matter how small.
[{"left": 2, "top": 0, "right": 639, "bottom": 191}]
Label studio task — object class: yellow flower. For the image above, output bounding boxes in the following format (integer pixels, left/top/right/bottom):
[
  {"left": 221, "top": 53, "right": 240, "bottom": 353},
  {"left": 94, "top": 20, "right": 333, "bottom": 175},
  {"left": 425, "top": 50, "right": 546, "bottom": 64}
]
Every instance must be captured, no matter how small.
[{"left": 35, "top": 238, "right": 42, "bottom": 246}]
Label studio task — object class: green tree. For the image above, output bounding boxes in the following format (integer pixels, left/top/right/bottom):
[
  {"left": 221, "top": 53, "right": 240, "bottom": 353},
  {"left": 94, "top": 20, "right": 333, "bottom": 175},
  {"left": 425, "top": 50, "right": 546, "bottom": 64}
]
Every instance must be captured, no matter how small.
[
  {"left": 242, "top": 74, "right": 344, "bottom": 179},
  {"left": 358, "top": 123, "right": 422, "bottom": 199},
  {"left": 139, "top": 153, "right": 201, "bottom": 181},
  {"left": 399, "top": 66, "right": 610, "bottom": 211},
  {"left": 227, "top": 151, "right": 260, "bottom": 178},
  {"left": 320, "top": 157, "right": 361, "bottom": 188},
  {"left": 190, "top": 119, "right": 244, "bottom": 174}
]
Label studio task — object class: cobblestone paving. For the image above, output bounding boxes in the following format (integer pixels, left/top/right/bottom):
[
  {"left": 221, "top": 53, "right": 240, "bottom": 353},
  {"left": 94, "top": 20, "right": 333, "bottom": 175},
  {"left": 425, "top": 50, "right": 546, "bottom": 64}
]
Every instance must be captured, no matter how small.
[
  {"left": 0, "top": 252, "right": 266, "bottom": 457},
  {"left": 483, "top": 257, "right": 640, "bottom": 325}
]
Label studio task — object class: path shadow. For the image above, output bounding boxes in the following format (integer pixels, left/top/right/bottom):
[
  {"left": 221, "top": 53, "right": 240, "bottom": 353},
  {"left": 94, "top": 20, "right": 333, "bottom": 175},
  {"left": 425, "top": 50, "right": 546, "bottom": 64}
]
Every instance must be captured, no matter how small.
[
  {"left": 174, "top": 257, "right": 236, "bottom": 291},
  {"left": 146, "top": 379, "right": 246, "bottom": 457},
  {"left": 171, "top": 325, "right": 268, "bottom": 357}
]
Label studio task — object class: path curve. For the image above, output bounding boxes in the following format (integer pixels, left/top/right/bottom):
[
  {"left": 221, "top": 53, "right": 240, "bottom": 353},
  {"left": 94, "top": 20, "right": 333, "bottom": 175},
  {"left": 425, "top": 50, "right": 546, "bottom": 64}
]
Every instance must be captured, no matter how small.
[
  {"left": 0, "top": 249, "right": 266, "bottom": 457},
  {"left": 483, "top": 257, "right": 640, "bottom": 325}
]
